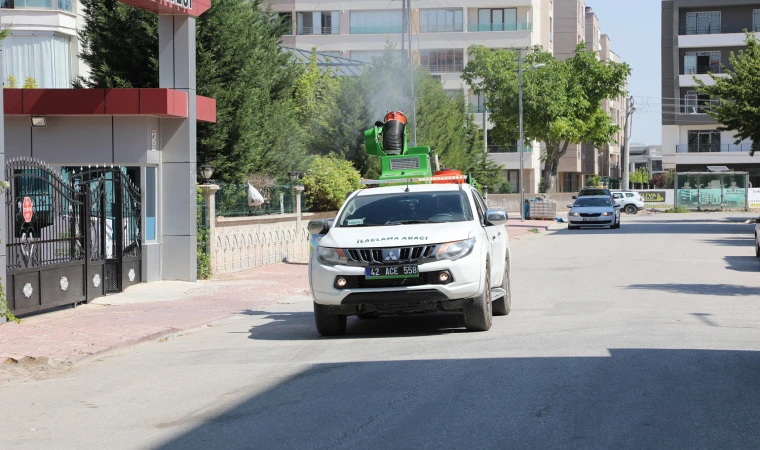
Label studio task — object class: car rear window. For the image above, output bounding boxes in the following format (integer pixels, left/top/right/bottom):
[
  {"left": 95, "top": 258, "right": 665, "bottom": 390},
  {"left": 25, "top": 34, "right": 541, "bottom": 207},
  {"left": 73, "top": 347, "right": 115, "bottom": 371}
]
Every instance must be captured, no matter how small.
[
  {"left": 579, "top": 189, "right": 610, "bottom": 196},
  {"left": 574, "top": 197, "right": 613, "bottom": 207}
]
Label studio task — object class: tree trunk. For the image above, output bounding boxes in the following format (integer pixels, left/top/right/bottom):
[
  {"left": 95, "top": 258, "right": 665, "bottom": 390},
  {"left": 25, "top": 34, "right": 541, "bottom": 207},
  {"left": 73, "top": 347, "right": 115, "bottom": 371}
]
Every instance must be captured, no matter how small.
[{"left": 542, "top": 158, "right": 560, "bottom": 194}]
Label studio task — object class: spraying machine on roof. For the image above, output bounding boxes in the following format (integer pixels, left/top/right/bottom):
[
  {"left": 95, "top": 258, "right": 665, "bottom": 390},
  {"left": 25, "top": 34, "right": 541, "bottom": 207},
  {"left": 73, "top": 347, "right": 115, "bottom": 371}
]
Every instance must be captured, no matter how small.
[{"left": 364, "top": 111, "right": 477, "bottom": 187}]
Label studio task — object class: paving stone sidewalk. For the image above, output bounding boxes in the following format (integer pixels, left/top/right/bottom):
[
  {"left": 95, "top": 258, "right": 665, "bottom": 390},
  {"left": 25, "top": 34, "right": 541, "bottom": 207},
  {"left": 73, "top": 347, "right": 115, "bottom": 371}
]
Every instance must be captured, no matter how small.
[{"left": 0, "top": 221, "right": 554, "bottom": 382}]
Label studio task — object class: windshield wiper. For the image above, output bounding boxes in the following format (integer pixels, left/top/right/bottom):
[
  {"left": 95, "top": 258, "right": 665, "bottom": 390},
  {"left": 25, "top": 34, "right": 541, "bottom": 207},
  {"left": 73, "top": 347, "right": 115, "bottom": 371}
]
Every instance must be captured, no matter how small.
[
  {"left": 392, "top": 220, "right": 430, "bottom": 225},
  {"left": 342, "top": 223, "right": 382, "bottom": 228}
]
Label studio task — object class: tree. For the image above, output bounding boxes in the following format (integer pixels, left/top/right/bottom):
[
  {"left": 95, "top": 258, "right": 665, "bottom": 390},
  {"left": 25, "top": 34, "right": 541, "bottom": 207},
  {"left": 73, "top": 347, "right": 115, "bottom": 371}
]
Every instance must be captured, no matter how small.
[
  {"left": 695, "top": 32, "right": 760, "bottom": 156},
  {"left": 302, "top": 155, "right": 362, "bottom": 211},
  {"left": 76, "top": 0, "right": 306, "bottom": 182},
  {"left": 462, "top": 44, "right": 630, "bottom": 193}
]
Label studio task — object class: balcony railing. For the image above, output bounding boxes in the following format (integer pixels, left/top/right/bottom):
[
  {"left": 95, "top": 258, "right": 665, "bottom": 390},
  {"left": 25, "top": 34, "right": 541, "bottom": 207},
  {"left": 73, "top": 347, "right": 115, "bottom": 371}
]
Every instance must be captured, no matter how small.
[
  {"left": 681, "top": 100, "right": 719, "bottom": 114},
  {"left": 423, "top": 64, "right": 464, "bottom": 73},
  {"left": 468, "top": 105, "right": 488, "bottom": 113},
  {"left": 682, "top": 65, "right": 724, "bottom": 75},
  {"left": 467, "top": 22, "right": 532, "bottom": 32},
  {"left": 679, "top": 24, "right": 760, "bottom": 35},
  {"left": 676, "top": 143, "right": 755, "bottom": 153},
  {"left": 297, "top": 27, "right": 340, "bottom": 35},
  {"left": 420, "top": 25, "right": 464, "bottom": 33},
  {"left": 1, "top": 0, "right": 72, "bottom": 12},
  {"left": 350, "top": 26, "right": 404, "bottom": 34},
  {"left": 488, "top": 145, "right": 533, "bottom": 154}
]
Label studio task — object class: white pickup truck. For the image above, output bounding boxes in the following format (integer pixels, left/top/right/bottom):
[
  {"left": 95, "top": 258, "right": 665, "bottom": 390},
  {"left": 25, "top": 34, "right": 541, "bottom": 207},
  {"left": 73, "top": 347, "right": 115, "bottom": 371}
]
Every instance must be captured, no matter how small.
[{"left": 308, "top": 182, "right": 512, "bottom": 336}]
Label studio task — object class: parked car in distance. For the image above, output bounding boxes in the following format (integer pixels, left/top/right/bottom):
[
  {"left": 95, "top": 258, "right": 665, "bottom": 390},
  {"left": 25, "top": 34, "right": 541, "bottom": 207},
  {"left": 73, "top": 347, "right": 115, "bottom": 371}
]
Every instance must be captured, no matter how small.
[
  {"left": 566, "top": 195, "right": 621, "bottom": 230},
  {"left": 612, "top": 191, "right": 646, "bottom": 215}
]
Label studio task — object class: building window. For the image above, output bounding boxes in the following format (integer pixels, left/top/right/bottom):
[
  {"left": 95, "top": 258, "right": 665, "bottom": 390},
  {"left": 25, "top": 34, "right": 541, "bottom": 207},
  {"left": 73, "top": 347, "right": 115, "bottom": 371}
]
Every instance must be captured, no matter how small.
[
  {"left": 0, "top": 0, "right": 73, "bottom": 12},
  {"left": 684, "top": 51, "right": 721, "bottom": 75},
  {"left": 297, "top": 11, "right": 339, "bottom": 35},
  {"left": 350, "top": 11, "right": 403, "bottom": 34},
  {"left": 420, "top": 49, "right": 464, "bottom": 73},
  {"left": 685, "top": 11, "right": 721, "bottom": 35},
  {"left": 684, "top": 90, "right": 716, "bottom": 114},
  {"left": 145, "top": 167, "right": 157, "bottom": 241},
  {"left": 549, "top": 17, "right": 553, "bottom": 41},
  {"left": 754, "top": 9, "right": 760, "bottom": 32},
  {"left": 420, "top": 9, "right": 463, "bottom": 33},
  {"left": 276, "top": 13, "right": 293, "bottom": 35},
  {"left": 1, "top": 34, "right": 72, "bottom": 88},
  {"left": 474, "top": 8, "right": 518, "bottom": 32},
  {"left": 349, "top": 50, "right": 400, "bottom": 64},
  {"left": 687, "top": 130, "right": 721, "bottom": 152},
  {"left": 443, "top": 89, "right": 462, "bottom": 99}
]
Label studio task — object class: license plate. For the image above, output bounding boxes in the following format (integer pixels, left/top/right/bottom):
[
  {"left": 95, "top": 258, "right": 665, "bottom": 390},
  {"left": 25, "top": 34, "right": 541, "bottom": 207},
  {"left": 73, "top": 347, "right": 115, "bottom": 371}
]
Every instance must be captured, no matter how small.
[
  {"left": 583, "top": 217, "right": 599, "bottom": 221},
  {"left": 365, "top": 265, "right": 419, "bottom": 279}
]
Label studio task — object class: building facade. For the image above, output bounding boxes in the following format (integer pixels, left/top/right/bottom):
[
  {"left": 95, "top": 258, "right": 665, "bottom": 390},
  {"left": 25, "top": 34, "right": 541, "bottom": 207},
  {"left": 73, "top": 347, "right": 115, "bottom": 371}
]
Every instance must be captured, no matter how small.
[
  {"left": 1, "top": 0, "right": 88, "bottom": 88},
  {"left": 552, "top": 2, "right": 627, "bottom": 192},
  {"left": 270, "top": 0, "right": 554, "bottom": 194},
  {"left": 661, "top": 0, "right": 760, "bottom": 187},
  {"left": 629, "top": 144, "right": 664, "bottom": 174}
]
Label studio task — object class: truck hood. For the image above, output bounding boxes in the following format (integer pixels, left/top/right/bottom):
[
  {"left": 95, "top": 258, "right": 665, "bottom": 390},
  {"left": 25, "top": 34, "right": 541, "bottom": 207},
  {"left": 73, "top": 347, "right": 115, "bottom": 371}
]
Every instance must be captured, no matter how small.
[{"left": 318, "top": 221, "right": 477, "bottom": 248}]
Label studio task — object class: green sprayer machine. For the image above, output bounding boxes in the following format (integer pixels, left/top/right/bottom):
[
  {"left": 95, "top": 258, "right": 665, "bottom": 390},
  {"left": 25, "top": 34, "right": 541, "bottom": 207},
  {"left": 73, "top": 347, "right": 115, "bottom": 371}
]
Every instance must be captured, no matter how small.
[{"left": 363, "top": 111, "right": 478, "bottom": 187}]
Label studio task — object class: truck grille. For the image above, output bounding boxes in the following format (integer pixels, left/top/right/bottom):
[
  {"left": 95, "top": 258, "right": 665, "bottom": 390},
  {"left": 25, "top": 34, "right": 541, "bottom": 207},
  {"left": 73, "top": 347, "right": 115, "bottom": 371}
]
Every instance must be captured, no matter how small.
[
  {"left": 389, "top": 157, "right": 420, "bottom": 171},
  {"left": 345, "top": 245, "right": 437, "bottom": 265}
]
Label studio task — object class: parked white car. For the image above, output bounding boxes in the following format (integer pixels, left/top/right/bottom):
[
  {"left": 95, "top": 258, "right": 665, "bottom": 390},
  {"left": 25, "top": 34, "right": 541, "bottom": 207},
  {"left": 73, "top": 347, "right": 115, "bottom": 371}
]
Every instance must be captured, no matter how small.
[
  {"left": 612, "top": 191, "right": 646, "bottom": 215},
  {"left": 308, "top": 183, "right": 511, "bottom": 336}
]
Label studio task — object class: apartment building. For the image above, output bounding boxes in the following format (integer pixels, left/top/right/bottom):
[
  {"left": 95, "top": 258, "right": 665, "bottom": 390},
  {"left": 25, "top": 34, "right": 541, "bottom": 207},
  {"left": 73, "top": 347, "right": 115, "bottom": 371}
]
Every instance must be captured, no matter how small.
[
  {"left": 553, "top": 1, "right": 627, "bottom": 192},
  {"left": 271, "top": 0, "right": 554, "bottom": 194},
  {"left": 629, "top": 144, "right": 664, "bottom": 174},
  {"left": 1, "top": 0, "right": 88, "bottom": 88},
  {"left": 662, "top": 0, "right": 760, "bottom": 187}
]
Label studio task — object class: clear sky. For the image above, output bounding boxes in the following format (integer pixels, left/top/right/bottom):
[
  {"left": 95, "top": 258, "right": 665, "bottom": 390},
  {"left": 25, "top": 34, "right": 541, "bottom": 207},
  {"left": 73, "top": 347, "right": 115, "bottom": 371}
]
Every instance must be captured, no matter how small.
[{"left": 588, "top": 0, "right": 663, "bottom": 145}]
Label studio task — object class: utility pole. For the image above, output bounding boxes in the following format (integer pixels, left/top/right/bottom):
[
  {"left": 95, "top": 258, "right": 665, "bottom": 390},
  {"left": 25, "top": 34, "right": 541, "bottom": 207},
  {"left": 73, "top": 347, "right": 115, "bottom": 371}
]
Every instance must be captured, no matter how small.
[
  {"left": 518, "top": 49, "right": 526, "bottom": 222},
  {"left": 401, "top": 0, "right": 405, "bottom": 57},
  {"left": 622, "top": 95, "right": 635, "bottom": 190},
  {"left": 407, "top": 0, "right": 417, "bottom": 146},
  {"left": 482, "top": 93, "right": 488, "bottom": 153}
]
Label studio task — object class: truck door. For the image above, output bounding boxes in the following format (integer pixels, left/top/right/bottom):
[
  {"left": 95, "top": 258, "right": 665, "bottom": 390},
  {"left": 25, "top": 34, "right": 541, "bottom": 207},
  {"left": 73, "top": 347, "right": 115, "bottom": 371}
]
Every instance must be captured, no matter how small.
[{"left": 472, "top": 190, "right": 504, "bottom": 286}]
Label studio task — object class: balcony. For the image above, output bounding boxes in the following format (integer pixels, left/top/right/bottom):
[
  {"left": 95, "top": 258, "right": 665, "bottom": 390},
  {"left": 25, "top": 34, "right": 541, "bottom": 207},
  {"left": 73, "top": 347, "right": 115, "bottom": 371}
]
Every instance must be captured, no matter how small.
[
  {"left": 681, "top": 65, "right": 724, "bottom": 75},
  {"left": 349, "top": 26, "right": 404, "bottom": 35},
  {"left": 488, "top": 145, "right": 532, "bottom": 154},
  {"left": 0, "top": 0, "right": 72, "bottom": 12},
  {"left": 423, "top": 64, "right": 464, "bottom": 73},
  {"left": 420, "top": 25, "right": 464, "bottom": 33},
  {"left": 467, "top": 22, "right": 532, "bottom": 32},
  {"left": 297, "top": 26, "right": 340, "bottom": 35},
  {"left": 468, "top": 105, "right": 488, "bottom": 114},
  {"left": 676, "top": 144, "right": 754, "bottom": 153},
  {"left": 679, "top": 24, "right": 760, "bottom": 35}
]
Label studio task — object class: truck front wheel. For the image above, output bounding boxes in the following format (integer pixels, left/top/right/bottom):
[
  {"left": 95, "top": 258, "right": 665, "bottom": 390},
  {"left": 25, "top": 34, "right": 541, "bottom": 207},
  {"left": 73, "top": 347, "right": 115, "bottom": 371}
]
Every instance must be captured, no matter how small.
[
  {"left": 314, "top": 303, "right": 347, "bottom": 336},
  {"left": 463, "top": 262, "right": 493, "bottom": 331}
]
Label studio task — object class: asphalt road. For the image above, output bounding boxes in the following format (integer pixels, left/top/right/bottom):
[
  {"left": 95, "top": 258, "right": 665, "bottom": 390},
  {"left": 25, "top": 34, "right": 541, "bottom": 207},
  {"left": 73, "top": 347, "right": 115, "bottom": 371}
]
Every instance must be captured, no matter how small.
[{"left": 2, "top": 212, "right": 760, "bottom": 449}]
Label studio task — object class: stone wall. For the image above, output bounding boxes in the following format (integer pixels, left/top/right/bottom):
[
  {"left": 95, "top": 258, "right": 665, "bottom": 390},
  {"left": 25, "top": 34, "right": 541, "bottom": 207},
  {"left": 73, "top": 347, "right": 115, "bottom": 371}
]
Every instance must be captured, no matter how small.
[
  {"left": 487, "top": 193, "right": 577, "bottom": 212},
  {"left": 211, "top": 212, "right": 335, "bottom": 275}
]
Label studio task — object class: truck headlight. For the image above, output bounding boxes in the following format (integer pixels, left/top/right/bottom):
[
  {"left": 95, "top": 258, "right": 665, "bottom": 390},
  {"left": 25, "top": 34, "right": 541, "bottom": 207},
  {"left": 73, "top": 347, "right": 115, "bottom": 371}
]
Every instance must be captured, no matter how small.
[
  {"left": 317, "top": 247, "right": 348, "bottom": 266},
  {"left": 602, "top": 212, "right": 612, "bottom": 216},
  {"left": 436, "top": 237, "right": 476, "bottom": 261}
]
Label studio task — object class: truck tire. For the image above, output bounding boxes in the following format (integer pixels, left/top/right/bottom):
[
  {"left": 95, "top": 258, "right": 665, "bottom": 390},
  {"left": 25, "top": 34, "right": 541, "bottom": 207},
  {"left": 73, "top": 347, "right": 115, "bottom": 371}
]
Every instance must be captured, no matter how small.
[
  {"left": 493, "top": 262, "right": 511, "bottom": 316},
  {"left": 625, "top": 204, "right": 638, "bottom": 215},
  {"left": 464, "top": 262, "right": 493, "bottom": 331},
  {"left": 314, "top": 302, "right": 347, "bottom": 336}
]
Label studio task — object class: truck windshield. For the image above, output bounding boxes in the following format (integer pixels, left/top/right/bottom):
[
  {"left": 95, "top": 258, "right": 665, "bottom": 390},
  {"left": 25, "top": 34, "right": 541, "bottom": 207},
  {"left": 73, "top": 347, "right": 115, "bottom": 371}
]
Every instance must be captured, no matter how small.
[
  {"left": 574, "top": 197, "right": 612, "bottom": 207},
  {"left": 337, "top": 191, "right": 474, "bottom": 227}
]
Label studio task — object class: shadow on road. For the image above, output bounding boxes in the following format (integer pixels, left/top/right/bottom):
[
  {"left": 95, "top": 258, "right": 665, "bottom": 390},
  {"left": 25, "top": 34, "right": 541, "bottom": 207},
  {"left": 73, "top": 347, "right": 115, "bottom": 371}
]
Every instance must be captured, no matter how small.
[
  {"left": 702, "top": 236, "right": 755, "bottom": 247},
  {"left": 551, "top": 221, "right": 754, "bottom": 235},
  {"left": 155, "top": 349, "right": 760, "bottom": 450},
  {"left": 242, "top": 309, "right": 471, "bottom": 341},
  {"left": 724, "top": 256, "right": 760, "bottom": 272},
  {"left": 627, "top": 283, "right": 760, "bottom": 296}
]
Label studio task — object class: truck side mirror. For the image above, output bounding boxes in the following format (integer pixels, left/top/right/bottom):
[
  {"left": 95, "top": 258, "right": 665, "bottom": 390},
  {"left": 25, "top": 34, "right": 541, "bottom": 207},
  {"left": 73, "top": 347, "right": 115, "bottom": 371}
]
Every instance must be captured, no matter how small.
[{"left": 308, "top": 219, "right": 332, "bottom": 235}]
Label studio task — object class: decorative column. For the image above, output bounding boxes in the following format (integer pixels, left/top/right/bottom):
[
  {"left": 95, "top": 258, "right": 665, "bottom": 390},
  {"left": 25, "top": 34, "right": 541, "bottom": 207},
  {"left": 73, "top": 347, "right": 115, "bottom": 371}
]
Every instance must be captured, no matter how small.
[
  {"left": 295, "top": 185, "right": 305, "bottom": 230},
  {"left": 199, "top": 184, "right": 219, "bottom": 271},
  {"left": 159, "top": 14, "right": 197, "bottom": 281}
]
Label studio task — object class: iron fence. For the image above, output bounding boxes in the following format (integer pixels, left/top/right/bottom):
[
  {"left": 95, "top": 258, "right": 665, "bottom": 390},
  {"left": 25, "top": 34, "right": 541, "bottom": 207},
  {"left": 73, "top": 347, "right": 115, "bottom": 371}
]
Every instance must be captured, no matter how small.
[{"left": 213, "top": 183, "right": 303, "bottom": 217}]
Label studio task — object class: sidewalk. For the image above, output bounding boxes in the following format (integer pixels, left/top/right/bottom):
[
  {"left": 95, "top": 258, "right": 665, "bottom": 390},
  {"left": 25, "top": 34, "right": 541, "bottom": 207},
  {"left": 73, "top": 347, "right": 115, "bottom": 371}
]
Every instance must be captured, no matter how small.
[{"left": 0, "top": 220, "right": 555, "bottom": 382}]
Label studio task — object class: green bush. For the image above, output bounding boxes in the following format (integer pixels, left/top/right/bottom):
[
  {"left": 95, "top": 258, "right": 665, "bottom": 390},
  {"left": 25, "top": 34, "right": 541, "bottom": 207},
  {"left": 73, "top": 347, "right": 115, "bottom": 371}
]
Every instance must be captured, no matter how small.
[
  {"left": 585, "top": 175, "right": 602, "bottom": 187},
  {"left": 496, "top": 182, "right": 512, "bottom": 194},
  {"left": 196, "top": 187, "right": 211, "bottom": 280},
  {"left": 303, "top": 155, "right": 362, "bottom": 211}
]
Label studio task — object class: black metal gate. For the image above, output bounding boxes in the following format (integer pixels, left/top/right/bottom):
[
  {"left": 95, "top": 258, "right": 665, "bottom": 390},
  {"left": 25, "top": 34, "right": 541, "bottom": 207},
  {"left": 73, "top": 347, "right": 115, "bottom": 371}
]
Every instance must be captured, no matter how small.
[{"left": 5, "top": 158, "right": 142, "bottom": 315}]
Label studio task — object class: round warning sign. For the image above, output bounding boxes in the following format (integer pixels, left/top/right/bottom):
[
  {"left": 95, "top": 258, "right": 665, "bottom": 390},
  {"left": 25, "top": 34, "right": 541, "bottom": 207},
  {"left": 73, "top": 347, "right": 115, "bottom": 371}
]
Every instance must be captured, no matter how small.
[{"left": 22, "top": 197, "right": 33, "bottom": 223}]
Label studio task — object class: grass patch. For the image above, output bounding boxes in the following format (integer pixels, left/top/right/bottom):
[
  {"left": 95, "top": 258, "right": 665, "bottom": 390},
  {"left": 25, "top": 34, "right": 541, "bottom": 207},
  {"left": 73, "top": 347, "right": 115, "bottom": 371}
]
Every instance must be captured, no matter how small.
[
  {"left": 529, "top": 228, "right": 540, "bottom": 234},
  {"left": 664, "top": 206, "right": 691, "bottom": 213}
]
